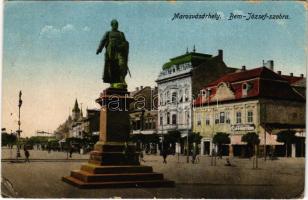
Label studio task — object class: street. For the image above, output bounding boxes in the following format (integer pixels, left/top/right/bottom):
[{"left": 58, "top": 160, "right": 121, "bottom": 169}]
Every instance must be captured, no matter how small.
[{"left": 1, "top": 148, "right": 304, "bottom": 198}]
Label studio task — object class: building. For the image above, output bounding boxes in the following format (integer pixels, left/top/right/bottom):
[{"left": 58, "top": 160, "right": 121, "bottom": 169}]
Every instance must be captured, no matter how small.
[
  {"left": 129, "top": 86, "right": 159, "bottom": 154},
  {"left": 55, "top": 99, "right": 85, "bottom": 139},
  {"left": 156, "top": 48, "right": 236, "bottom": 153},
  {"left": 193, "top": 66, "right": 305, "bottom": 157}
]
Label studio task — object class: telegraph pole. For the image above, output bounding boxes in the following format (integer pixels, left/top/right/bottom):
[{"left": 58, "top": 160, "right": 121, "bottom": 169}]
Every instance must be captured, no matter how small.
[{"left": 16, "top": 90, "right": 22, "bottom": 159}]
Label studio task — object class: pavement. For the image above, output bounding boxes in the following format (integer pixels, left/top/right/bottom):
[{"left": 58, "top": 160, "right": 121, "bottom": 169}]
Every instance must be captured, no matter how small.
[{"left": 1, "top": 148, "right": 305, "bottom": 198}]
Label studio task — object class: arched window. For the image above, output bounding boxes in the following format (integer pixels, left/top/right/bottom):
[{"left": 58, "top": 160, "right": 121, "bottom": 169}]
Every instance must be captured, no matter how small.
[
  {"left": 172, "top": 92, "right": 177, "bottom": 103},
  {"left": 172, "top": 114, "right": 177, "bottom": 125}
]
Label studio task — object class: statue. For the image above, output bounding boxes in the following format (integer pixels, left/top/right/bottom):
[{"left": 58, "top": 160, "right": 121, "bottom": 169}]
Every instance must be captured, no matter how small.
[{"left": 96, "top": 19, "right": 130, "bottom": 89}]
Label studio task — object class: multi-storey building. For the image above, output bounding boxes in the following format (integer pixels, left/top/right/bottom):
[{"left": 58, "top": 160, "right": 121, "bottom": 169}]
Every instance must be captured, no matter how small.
[
  {"left": 193, "top": 66, "right": 305, "bottom": 157},
  {"left": 129, "top": 86, "right": 158, "bottom": 154},
  {"left": 156, "top": 49, "right": 236, "bottom": 153}
]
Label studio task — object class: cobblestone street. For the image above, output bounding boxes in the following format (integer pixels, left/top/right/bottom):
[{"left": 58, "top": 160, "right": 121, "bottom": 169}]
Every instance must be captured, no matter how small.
[{"left": 1, "top": 148, "right": 304, "bottom": 198}]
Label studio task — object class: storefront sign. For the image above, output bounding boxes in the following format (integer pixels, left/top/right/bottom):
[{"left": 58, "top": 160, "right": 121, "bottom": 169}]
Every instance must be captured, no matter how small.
[{"left": 231, "top": 124, "right": 255, "bottom": 131}]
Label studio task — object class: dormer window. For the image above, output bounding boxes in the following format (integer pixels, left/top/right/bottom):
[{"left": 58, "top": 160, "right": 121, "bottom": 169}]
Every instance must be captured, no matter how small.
[
  {"left": 242, "top": 83, "right": 247, "bottom": 90},
  {"left": 242, "top": 83, "right": 248, "bottom": 97}
]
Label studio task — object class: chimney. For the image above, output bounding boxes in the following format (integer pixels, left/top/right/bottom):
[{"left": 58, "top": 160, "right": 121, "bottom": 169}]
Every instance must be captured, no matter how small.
[
  {"left": 277, "top": 71, "right": 281, "bottom": 75},
  {"left": 269, "top": 60, "right": 274, "bottom": 71},
  {"left": 136, "top": 87, "right": 139, "bottom": 91},
  {"left": 300, "top": 74, "right": 304, "bottom": 78},
  {"left": 218, "top": 49, "right": 223, "bottom": 60},
  {"left": 140, "top": 86, "right": 144, "bottom": 90},
  {"left": 290, "top": 73, "right": 293, "bottom": 77},
  {"left": 263, "top": 60, "right": 274, "bottom": 71},
  {"left": 242, "top": 66, "right": 246, "bottom": 71}
]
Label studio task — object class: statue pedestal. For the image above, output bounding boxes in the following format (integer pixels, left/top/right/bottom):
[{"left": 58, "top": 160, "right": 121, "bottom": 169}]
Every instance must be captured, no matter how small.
[{"left": 62, "top": 88, "right": 174, "bottom": 188}]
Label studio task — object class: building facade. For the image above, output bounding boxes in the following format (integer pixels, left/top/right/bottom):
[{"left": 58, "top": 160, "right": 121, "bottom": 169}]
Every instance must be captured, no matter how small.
[
  {"left": 156, "top": 49, "right": 236, "bottom": 153},
  {"left": 129, "top": 86, "right": 159, "bottom": 154},
  {"left": 193, "top": 66, "right": 305, "bottom": 157}
]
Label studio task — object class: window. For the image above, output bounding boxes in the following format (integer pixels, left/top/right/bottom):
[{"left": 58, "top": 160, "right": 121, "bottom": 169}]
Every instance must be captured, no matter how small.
[
  {"left": 219, "top": 112, "right": 225, "bottom": 123},
  {"left": 226, "top": 112, "right": 230, "bottom": 124},
  {"left": 167, "top": 112, "right": 170, "bottom": 124},
  {"left": 172, "top": 92, "right": 177, "bottom": 103},
  {"left": 172, "top": 114, "right": 177, "bottom": 125},
  {"left": 179, "top": 90, "right": 183, "bottom": 102},
  {"left": 242, "top": 83, "right": 247, "bottom": 90},
  {"left": 160, "top": 116, "right": 163, "bottom": 126},
  {"left": 197, "top": 113, "right": 201, "bottom": 126},
  {"left": 205, "top": 115, "right": 210, "bottom": 125},
  {"left": 166, "top": 92, "right": 170, "bottom": 103},
  {"left": 292, "top": 113, "right": 297, "bottom": 120},
  {"left": 144, "top": 120, "right": 148, "bottom": 130},
  {"left": 152, "top": 120, "right": 156, "bottom": 129},
  {"left": 215, "top": 113, "right": 219, "bottom": 124},
  {"left": 136, "top": 120, "right": 141, "bottom": 130},
  {"left": 247, "top": 111, "right": 253, "bottom": 123},
  {"left": 185, "top": 88, "right": 189, "bottom": 102},
  {"left": 160, "top": 93, "right": 163, "bottom": 105},
  {"left": 186, "top": 111, "right": 190, "bottom": 124},
  {"left": 236, "top": 112, "right": 242, "bottom": 124}
]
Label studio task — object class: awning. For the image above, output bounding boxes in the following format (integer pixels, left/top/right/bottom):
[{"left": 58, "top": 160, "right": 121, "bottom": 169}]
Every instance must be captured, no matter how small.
[{"left": 230, "top": 133, "right": 283, "bottom": 145}]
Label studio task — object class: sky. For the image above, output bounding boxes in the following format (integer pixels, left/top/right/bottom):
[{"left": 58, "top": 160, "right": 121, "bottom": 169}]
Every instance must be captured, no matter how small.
[{"left": 1, "top": 1, "right": 307, "bottom": 137}]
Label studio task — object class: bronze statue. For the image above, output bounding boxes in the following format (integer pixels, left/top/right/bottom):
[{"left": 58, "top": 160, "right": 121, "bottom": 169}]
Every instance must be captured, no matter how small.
[{"left": 96, "top": 19, "right": 130, "bottom": 89}]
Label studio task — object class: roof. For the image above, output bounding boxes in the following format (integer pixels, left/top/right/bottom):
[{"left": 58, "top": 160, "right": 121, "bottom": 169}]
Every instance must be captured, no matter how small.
[
  {"left": 206, "top": 67, "right": 286, "bottom": 87},
  {"left": 281, "top": 75, "right": 303, "bottom": 84},
  {"left": 162, "top": 52, "right": 212, "bottom": 70},
  {"left": 194, "top": 67, "right": 305, "bottom": 106},
  {"left": 72, "top": 99, "right": 80, "bottom": 112}
]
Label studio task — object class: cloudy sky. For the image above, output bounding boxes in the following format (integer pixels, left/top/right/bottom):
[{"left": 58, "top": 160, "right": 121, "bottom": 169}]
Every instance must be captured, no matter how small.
[{"left": 2, "top": 1, "right": 307, "bottom": 137}]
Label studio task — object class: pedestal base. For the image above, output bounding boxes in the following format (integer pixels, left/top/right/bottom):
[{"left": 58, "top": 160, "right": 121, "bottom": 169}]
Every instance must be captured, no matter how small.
[{"left": 62, "top": 142, "right": 175, "bottom": 188}]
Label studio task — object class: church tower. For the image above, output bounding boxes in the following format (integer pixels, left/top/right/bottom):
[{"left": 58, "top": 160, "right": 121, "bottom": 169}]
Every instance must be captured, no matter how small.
[{"left": 72, "top": 99, "right": 81, "bottom": 121}]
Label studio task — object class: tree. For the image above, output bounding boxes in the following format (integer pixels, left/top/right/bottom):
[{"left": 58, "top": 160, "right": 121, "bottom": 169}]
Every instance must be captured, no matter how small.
[
  {"left": 277, "top": 130, "right": 297, "bottom": 157},
  {"left": 1, "top": 132, "right": 17, "bottom": 147},
  {"left": 212, "top": 132, "right": 230, "bottom": 157},
  {"left": 241, "top": 132, "right": 260, "bottom": 157}
]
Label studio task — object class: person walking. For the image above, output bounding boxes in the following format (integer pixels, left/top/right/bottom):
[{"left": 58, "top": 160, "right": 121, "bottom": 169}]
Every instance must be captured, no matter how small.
[
  {"left": 139, "top": 150, "right": 145, "bottom": 162},
  {"left": 162, "top": 148, "right": 168, "bottom": 164},
  {"left": 24, "top": 147, "right": 30, "bottom": 162},
  {"left": 69, "top": 145, "right": 74, "bottom": 158}
]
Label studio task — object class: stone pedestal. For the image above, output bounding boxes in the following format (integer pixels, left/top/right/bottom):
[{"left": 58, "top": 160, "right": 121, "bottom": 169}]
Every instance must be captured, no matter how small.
[{"left": 63, "top": 88, "right": 174, "bottom": 188}]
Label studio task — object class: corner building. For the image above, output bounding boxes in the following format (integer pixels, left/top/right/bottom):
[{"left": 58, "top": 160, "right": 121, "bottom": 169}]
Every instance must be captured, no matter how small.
[
  {"left": 193, "top": 67, "right": 305, "bottom": 157},
  {"left": 156, "top": 49, "right": 236, "bottom": 154}
]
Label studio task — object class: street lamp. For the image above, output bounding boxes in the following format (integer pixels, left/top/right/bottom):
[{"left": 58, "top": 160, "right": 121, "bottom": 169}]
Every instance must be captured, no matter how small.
[
  {"left": 16, "top": 90, "right": 22, "bottom": 159},
  {"left": 186, "top": 113, "right": 190, "bottom": 163}
]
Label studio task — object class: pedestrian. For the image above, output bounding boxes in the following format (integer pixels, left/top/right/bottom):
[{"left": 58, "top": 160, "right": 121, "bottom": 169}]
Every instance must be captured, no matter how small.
[
  {"left": 69, "top": 145, "right": 74, "bottom": 158},
  {"left": 24, "top": 147, "right": 30, "bottom": 162},
  {"left": 225, "top": 157, "right": 232, "bottom": 166},
  {"left": 162, "top": 148, "right": 168, "bottom": 164},
  {"left": 139, "top": 150, "right": 145, "bottom": 162}
]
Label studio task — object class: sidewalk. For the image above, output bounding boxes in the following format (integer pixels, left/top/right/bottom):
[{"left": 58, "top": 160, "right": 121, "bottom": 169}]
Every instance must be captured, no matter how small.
[
  {"left": 1, "top": 150, "right": 304, "bottom": 198},
  {"left": 1, "top": 147, "right": 89, "bottom": 160}
]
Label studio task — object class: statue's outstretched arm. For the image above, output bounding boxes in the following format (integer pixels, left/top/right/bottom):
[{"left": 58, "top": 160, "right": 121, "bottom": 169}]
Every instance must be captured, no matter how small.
[{"left": 96, "top": 32, "right": 108, "bottom": 55}]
